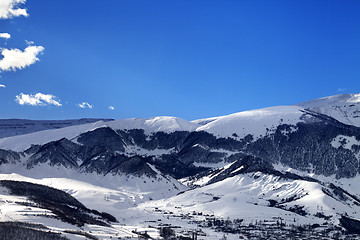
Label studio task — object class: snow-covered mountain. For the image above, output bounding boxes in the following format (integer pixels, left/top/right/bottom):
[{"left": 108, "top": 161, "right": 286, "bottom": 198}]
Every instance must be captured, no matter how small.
[
  {"left": 0, "top": 118, "right": 113, "bottom": 139},
  {"left": 1, "top": 93, "right": 360, "bottom": 239}
]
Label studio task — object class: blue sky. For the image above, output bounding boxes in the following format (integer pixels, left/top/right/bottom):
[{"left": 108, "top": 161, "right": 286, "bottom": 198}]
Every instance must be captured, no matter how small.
[{"left": 1, "top": 0, "right": 359, "bottom": 120}]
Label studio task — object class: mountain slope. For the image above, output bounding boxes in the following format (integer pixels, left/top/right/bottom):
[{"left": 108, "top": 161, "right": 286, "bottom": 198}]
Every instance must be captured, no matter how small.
[
  {"left": 0, "top": 118, "right": 113, "bottom": 139},
  {"left": 295, "top": 93, "right": 360, "bottom": 127},
  {"left": 195, "top": 106, "right": 305, "bottom": 140}
]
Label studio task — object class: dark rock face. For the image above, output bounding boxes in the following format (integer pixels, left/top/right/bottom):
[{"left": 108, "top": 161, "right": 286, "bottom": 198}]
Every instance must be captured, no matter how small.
[{"left": 0, "top": 110, "right": 359, "bottom": 179}]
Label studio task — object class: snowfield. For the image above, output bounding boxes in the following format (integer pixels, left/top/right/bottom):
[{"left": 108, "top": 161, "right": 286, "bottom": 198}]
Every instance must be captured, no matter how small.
[{"left": 195, "top": 106, "right": 305, "bottom": 140}]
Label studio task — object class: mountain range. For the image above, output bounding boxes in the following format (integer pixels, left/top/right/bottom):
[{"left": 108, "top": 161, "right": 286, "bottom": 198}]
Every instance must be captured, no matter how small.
[{"left": 1, "top": 93, "right": 360, "bottom": 239}]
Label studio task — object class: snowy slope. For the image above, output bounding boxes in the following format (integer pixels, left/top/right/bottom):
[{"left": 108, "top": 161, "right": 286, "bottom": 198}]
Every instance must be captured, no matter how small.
[
  {"left": 107, "top": 116, "right": 199, "bottom": 133},
  {"left": 0, "top": 118, "right": 113, "bottom": 139},
  {"left": 295, "top": 93, "right": 360, "bottom": 127},
  {"left": 196, "top": 106, "right": 305, "bottom": 140},
  {"left": 191, "top": 116, "right": 219, "bottom": 126},
  {"left": 142, "top": 171, "right": 360, "bottom": 226},
  {"left": 0, "top": 162, "right": 187, "bottom": 211},
  {"left": 0, "top": 177, "right": 164, "bottom": 240},
  {"left": 0, "top": 120, "right": 110, "bottom": 151},
  {"left": 0, "top": 173, "right": 246, "bottom": 240}
]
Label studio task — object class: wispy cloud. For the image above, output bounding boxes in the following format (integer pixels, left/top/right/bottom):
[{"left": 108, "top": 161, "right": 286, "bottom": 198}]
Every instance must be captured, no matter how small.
[
  {"left": 0, "top": 0, "right": 28, "bottom": 19},
  {"left": 0, "top": 84, "right": 5, "bottom": 88},
  {"left": 0, "top": 33, "right": 10, "bottom": 39},
  {"left": 0, "top": 45, "right": 44, "bottom": 72},
  {"left": 108, "top": 106, "right": 115, "bottom": 110},
  {"left": 78, "top": 102, "right": 93, "bottom": 109},
  {"left": 338, "top": 88, "right": 346, "bottom": 92},
  {"left": 25, "top": 40, "right": 34, "bottom": 45},
  {"left": 15, "top": 93, "right": 62, "bottom": 106}
]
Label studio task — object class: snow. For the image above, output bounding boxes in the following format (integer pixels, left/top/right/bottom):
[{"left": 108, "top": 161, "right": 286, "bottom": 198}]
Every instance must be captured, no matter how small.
[
  {"left": 141, "top": 171, "right": 360, "bottom": 226},
  {"left": 0, "top": 189, "right": 153, "bottom": 239},
  {"left": 0, "top": 118, "right": 113, "bottom": 139},
  {"left": 0, "top": 166, "right": 188, "bottom": 239},
  {"left": 192, "top": 160, "right": 228, "bottom": 169},
  {"left": 191, "top": 116, "right": 219, "bottom": 126},
  {"left": 0, "top": 163, "right": 187, "bottom": 210},
  {"left": 0, "top": 117, "right": 199, "bottom": 152},
  {"left": 196, "top": 106, "right": 305, "bottom": 140},
  {"left": 123, "top": 146, "right": 176, "bottom": 157},
  {"left": 331, "top": 135, "right": 360, "bottom": 150},
  {"left": 0, "top": 120, "right": 109, "bottom": 151},
  {"left": 1, "top": 162, "right": 359, "bottom": 239},
  {"left": 295, "top": 93, "right": 360, "bottom": 127},
  {"left": 274, "top": 162, "right": 360, "bottom": 201},
  {"left": 107, "top": 116, "right": 199, "bottom": 134},
  {"left": 185, "top": 161, "right": 239, "bottom": 186}
]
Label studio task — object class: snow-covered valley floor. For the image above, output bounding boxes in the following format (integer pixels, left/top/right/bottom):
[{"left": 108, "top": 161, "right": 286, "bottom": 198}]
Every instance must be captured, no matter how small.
[{"left": 1, "top": 169, "right": 360, "bottom": 240}]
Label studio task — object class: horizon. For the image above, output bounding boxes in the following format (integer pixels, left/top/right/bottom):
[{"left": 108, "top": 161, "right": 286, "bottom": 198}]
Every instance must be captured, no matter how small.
[{"left": 1, "top": 1, "right": 360, "bottom": 121}]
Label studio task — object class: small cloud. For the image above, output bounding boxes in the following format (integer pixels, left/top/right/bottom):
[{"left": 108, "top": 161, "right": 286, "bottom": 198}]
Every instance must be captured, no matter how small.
[
  {"left": 15, "top": 93, "right": 62, "bottom": 106},
  {"left": 0, "top": 33, "right": 11, "bottom": 39},
  {"left": 108, "top": 106, "right": 115, "bottom": 110},
  {"left": 78, "top": 102, "right": 93, "bottom": 109},
  {"left": 338, "top": 88, "right": 346, "bottom": 92},
  {"left": 0, "top": 84, "right": 5, "bottom": 88},
  {"left": 0, "top": 45, "right": 45, "bottom": 72},
  {"left": 0, "top": 0, "right": 28, "bottom": 19},
  {"left": 25, "top": 40, "right": 34, "bottom": 45}
]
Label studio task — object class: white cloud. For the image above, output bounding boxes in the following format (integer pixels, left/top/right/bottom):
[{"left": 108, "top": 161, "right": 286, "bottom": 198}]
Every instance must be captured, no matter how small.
[
  {"left": 0, "top": 84, "right": 5, "bottom": 88},
  {"left": 0, "top": 0, "right": 28, "bottom": 19},
  {"left": 338, "top": 88, "right": 346, "bottom": 92},
  {"left": 0, "top": 45, "right": 44, "bottom": 72},
  {"left": 108, "top": 106, "right": 115, "bottom": 110},
  {"left": 0, "top": 33, "right": 11, "bottom": 39},
  {"left": 25, "top": 40, "right": 34, "bottom": 45},
  {"left": 15, "top": 93, "right": 62, "bottom": 106},
  {"left": 78, "top": 102, "right": 93, "bottom": 109}
]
